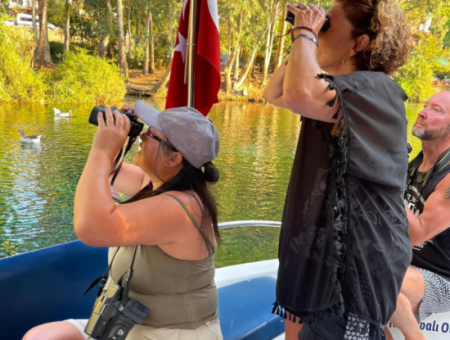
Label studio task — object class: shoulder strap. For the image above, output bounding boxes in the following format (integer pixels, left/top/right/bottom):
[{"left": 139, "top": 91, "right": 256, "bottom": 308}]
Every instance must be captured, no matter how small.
[{"left": 163, "top": 193, "right": 215, "bottom": 255}]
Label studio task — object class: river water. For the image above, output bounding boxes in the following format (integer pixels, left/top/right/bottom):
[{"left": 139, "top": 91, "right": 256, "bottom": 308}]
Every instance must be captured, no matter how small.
[{"left": 0, "top": 100, "right": 422, "bottom": 266}]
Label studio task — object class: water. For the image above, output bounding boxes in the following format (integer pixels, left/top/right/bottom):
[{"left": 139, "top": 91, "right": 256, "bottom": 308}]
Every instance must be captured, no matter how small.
[{"left": 0, "top": 100, "right": 423, "bottom": 266}]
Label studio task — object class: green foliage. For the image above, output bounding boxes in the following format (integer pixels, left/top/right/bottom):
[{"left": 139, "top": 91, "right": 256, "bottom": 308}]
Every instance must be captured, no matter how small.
[
  {"left": 49, "top": 41, "right": 65, "bottom": 62},
  {"left": 48, "top": 48, "right": 126, "bottom": 104},
  {"left": 0, "top": 25, "right": 47, "bottom": 102},
  {"left": 395, "top": 33, "right": 450, "bottom": 102}
]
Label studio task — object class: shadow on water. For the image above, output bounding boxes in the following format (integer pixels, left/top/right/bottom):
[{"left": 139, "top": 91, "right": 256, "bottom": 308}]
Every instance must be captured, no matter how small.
[{"left": 0, "top": 100, "right": 423, "bottom": 267}]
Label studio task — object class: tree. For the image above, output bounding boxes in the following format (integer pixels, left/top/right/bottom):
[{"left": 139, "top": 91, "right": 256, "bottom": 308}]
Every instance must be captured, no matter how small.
[
  {"left": 262, "top": 0, "right": 279, "bottom": 86},
  {"left": 98, "top": 0, "right": 113, "bottom": 58},
  {"left": 143, "top": 2, "right": 155, "bottom": 75},
  {"left": 32, "top": 0, "right": 38, "bottom": 40},
  {"left": 34, "top": 0, "right": 53, "bottom": 68},
  {"left": 234, "top": 23, "right": 269, "bottom": 90},
  {"left": 117, "top": 0, "right": 128, "bottom": 78},
  {"left": 64, "top": 0, "right": 70, "bottom": 52},
  {"left": 276, "top": 1, "right": 288, "bottom": 68}
]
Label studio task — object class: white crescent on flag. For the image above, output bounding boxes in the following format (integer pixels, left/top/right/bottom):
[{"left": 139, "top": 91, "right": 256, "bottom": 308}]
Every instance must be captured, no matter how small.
[
  {"left": 207, "top": 0, "right": 219, "bottom": 32},
  {"left": 182, "top": 0, "right": 189, "bottom": 20}
]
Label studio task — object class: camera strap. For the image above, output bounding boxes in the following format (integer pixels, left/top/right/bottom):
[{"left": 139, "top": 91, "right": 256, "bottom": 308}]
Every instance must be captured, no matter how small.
[
  {"left": 109, "top": 136, "right": 138, "bottom": 203},
  {"left": 83, "top": 247, "right": 121, "bottom": 298},
  {"left": 117, "top": 246, "right": 138, "bottom": 305},
  {"left": 83, "top": 246, "right": 138, "bottom": 303}
]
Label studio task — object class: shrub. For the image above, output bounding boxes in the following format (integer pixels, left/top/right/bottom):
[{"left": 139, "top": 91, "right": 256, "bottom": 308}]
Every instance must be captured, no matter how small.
[
  {"left": 395, "top": 33, "right": 450, "bottom": 102},
  {"left": 0, "top": 24, "right": 47, "bottom": 102},
  {"left": 49, "top": 48, "right": 126, "bottom": 104},
  {"left": 49, "top": 41, "right": 64, "bottom": 62}
]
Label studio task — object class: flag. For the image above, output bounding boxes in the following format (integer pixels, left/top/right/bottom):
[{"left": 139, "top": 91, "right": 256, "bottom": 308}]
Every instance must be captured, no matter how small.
[{"left": 165, "top": 0, "right": 221, "bottom": 116}]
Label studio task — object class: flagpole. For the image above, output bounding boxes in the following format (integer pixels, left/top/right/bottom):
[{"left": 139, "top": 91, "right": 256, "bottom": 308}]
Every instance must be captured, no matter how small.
[{"left": 186, "top": 0, "right": 199, "bottom": 108}]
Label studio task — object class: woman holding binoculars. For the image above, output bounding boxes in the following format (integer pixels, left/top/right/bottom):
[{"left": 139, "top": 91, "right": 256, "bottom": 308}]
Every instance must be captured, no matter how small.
[
  {"left": 23, "top": 102, "right": 223, "bottom": 340},
  {"left": 264, "top": 1, "right": 413, "bottom": 339}
]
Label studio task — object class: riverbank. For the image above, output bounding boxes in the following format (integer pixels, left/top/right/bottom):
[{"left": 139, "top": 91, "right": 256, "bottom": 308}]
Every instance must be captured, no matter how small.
[{"left": 126, "top": 68, "right": 267, "bottom": 103}]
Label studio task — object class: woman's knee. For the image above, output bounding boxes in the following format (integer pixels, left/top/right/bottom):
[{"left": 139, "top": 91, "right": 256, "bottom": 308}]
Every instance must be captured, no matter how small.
[{"left": 22, "top": 321, "right": 84, "bottom": 340}]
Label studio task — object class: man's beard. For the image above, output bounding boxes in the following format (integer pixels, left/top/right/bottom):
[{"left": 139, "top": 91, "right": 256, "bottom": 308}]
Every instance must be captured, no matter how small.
[{"left": 412, "top": 123, "right": 450, "bottom": 141}]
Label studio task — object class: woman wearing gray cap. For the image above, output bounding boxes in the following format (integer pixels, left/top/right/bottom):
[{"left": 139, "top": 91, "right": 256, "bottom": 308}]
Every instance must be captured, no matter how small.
[{"left": 23, "top": 101, "right": 223, "bottom": 340}]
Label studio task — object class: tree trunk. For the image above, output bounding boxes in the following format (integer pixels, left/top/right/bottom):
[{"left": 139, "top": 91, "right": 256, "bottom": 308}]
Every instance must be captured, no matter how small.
[
  {"left": 136, "top": 4, "right": 141, "bottom": 37},
  {"left": 117, "top": 0, "right": 128, "bottom": 78},
  {"left": 276, "top": 13, "right": 288, "bottom": 68},
  {"left": 224, "top": 45, "right": 238, "bottom": 93},
  {"left": 149, "top": 8, "right": 155, "bottom": 74},
  {"left": 98, "top": 0, "right": 112, "bottom": 58},
  {"left": 262, "top": 23, "right": 272, "bottom": 85},
  {"left": 34, "top": 0, "right": 52, "bottom": 68},
  {"left": 169, "top": 4, "right": 173, "bottom": 47},
  {"left": 233, "top": 13, "right": 243, "bottom": 81},
  {"left": 64, "top": 0, "right": 70, "bottom": 52},
  {"left": 152, "top": 58, "right": 172, "bottom": 93},
  {"left": 234, "top": 45, "right": 240, "bottom": 80},
  {"left": 234, "top": 24, "right": 269, "bottom": 90},
  {"left": 143, "top": 6, "right": 151, "bottom": 75},
  {"left": 127, "top": 7, "right": 132, "bottom": 62},
  {"left": 263, "top": 1, "right": 279, "bottom": 86},
  {"left": 32, "top": 0, "right": 37, "bottom": 40}
]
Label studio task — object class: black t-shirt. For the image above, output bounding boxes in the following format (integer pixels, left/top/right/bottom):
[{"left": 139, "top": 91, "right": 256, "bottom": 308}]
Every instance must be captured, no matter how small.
[
  {"left": 405, "top": 149, "right": 450, "bottom": 280},
  {"left": 275, "top": 72, "right": 412, "bottom": 327}
]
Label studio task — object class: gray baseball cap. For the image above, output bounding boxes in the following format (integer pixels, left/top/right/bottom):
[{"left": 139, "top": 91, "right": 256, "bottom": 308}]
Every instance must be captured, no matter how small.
[{"left": 134, "top": 100, "right": 220, "bottom": 169}]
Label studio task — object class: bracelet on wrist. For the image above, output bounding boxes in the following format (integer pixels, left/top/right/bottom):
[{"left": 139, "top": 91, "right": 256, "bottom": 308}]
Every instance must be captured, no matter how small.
[
  {"left": 292, "top": 34, "right": 319, "bottom": 48},
  {"left": 290, "top": 25, "right": 318, "bottom": 42}
]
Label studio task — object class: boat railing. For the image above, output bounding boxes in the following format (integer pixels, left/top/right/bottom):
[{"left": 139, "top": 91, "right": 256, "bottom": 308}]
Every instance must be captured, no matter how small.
[{"left": 218, "top": 220, "right": 281, "bottom": 230}]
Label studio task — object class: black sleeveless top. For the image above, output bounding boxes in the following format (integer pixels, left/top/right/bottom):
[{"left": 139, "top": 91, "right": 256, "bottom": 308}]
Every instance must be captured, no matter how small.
[
  {"left": 405, "top": 148, "right": 450, "bottom": 280},
  {"left": 274, "top": 72, "right": 412, "bottom": 328}
]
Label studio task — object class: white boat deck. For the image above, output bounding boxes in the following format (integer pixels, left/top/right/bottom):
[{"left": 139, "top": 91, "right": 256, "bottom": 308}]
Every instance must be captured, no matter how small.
[{"left": 216, "top": 259, "right": 450, "bottom": 340}]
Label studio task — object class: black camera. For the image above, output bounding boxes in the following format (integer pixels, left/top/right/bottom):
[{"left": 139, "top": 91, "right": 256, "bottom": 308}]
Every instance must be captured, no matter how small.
[
  {"left": 286, "top": 5, "right": 330, "bottom": 33},
  {"left": 89, "top": 105, "right": 144, "bottom": 138},
  {"left": 85, "top": 282, "right": 149, "bottom": 340}
]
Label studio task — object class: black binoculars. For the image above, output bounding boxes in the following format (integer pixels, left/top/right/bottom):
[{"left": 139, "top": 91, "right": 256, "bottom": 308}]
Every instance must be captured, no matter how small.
[
  {"left": 285, "top": 5, "right": 330, "bottom": 33},
  {"left": 89, "top": 105, "right": 144, "bottom": 138}
]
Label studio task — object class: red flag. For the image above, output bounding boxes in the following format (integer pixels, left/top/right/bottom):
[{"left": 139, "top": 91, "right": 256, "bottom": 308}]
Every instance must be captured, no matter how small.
[{"left": 165, "top": 0, "right": 221, "bottom": 116}]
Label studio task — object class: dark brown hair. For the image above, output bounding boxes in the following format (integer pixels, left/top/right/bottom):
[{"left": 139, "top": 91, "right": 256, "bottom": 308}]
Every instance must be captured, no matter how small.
[
  {"left": 338, "top": 0, "right": 413, "bottom": 75},
  {"left": 125, "top": 143, "right": 221, "bottom": 244}
]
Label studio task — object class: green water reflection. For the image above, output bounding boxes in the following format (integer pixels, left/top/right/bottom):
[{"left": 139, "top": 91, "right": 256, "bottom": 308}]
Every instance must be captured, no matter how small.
[{"left": 0, "top": 100, "right": 422, "bottom": 267}]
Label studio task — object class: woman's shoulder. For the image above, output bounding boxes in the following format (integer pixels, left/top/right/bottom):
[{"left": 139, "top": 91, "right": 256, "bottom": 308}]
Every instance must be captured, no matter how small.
[
  {"left": 333, "top": 71, "right": 405, "bottom": 95},
  {"left": 160, "top": 191, "right": 203, "bottom": 215}
]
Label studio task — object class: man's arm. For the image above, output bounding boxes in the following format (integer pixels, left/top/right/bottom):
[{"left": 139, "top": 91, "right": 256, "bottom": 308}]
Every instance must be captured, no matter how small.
[{"left": 407, "top": 173, "right": 450, "bottom": 246}]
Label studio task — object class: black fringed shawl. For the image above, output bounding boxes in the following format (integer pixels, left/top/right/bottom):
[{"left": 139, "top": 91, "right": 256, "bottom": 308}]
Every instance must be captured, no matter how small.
[{"left": 274, "top": 72, "right": 412, "bottom": 328}]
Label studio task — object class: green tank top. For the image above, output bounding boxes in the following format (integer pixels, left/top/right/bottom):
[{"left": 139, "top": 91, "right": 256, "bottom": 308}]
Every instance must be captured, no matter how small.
[{"left": 106, "top": 194, "right": 219, "bottom": 329}]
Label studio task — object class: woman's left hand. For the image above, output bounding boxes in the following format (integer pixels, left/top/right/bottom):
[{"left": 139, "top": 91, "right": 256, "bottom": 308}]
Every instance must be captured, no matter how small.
[
  {"left": 288, "top": 3, "right": 326, "bottom": 34},
  {"left": 92, "top": 107, "right": 131, "bottom": 159}
]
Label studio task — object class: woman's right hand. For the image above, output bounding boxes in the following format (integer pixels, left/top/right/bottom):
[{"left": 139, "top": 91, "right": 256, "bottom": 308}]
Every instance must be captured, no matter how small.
[{"left": 288, "top": 3, "right": 326, "bottom": 35}]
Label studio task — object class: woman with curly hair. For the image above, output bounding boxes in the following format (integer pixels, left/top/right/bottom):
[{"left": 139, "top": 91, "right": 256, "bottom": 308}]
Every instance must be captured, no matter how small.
[{"left": 264, "top": 0, "right": 413, "bottom": 339}]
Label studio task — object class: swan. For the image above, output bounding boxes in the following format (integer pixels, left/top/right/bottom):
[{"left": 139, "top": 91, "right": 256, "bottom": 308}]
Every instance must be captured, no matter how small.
[
  {"left": 18, "top": 129, "right": 42, "bottom": 144},
  {"left": 53, "top": 107, "right": 72, "bottom": 117}
]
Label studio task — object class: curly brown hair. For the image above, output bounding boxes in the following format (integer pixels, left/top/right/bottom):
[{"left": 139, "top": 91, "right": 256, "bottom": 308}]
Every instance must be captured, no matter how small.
[{"left": 337, "top": 0, "right": 413, "bottom": 75}]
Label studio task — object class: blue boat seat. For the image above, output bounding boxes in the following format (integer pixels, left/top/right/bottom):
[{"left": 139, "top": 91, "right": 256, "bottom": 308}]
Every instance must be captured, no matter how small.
[
  {"left": 218, "top": 277, "right": 285, "bottom": 340},
  {"left": 0, "top": 241, "right": 284, "bottom": 340},
  {"left": 0, "top": 241, "right": 108, "bottom": 340}
]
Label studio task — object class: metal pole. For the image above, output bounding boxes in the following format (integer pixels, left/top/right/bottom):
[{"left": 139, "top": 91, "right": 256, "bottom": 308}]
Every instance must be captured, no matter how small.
[{"left": 186, "top": 0, "right": 199, "bottom": 108}]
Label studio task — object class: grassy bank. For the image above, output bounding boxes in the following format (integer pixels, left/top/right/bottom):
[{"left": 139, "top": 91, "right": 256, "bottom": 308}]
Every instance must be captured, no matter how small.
[{"left": 0, "top": 25, "right": 125, "bottom": 104}]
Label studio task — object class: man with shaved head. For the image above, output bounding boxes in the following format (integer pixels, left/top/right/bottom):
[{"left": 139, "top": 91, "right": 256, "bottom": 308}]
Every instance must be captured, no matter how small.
[{"left": 386, "top": 91, "right": 450, "bottom": 340}]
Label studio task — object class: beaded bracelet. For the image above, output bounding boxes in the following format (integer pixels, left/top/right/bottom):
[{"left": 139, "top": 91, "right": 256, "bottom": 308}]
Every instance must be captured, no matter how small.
[
  {"left": 290, "top": 25, "right": 319, "bottom": 42},
  {"left": 292, "top": 33, "right": 318, "bottom": 48}
]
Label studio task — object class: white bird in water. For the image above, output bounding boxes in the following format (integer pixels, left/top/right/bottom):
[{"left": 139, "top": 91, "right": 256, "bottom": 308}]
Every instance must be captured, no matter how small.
[
  {"left": 18, "top": 129, "right": 42, "bottom": 144},
  {"left": 53, "top": 107, "right": 72, "bottom": 117}
]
